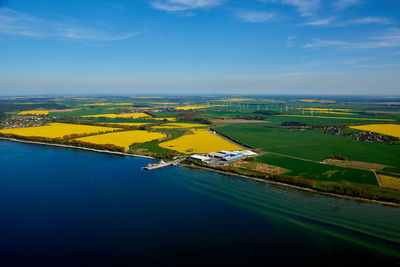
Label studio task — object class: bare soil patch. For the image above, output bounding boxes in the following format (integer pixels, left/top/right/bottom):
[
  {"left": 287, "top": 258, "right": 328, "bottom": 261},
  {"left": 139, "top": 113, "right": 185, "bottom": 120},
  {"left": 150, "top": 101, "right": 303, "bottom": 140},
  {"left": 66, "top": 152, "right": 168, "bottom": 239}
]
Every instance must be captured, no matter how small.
[
  {"left": 232, "top": 160, "right": 288, "bottom": 175},
  {"left": 321, "top": 159, "right": 390, "bottom": 171}
]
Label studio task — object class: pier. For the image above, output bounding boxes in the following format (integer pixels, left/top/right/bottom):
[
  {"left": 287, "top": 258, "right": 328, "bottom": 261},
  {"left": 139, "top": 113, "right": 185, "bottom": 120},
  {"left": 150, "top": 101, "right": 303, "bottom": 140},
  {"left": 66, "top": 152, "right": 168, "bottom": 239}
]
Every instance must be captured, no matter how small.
[{"left": 143, "top": 157, "right": 186, "bottom": 170}]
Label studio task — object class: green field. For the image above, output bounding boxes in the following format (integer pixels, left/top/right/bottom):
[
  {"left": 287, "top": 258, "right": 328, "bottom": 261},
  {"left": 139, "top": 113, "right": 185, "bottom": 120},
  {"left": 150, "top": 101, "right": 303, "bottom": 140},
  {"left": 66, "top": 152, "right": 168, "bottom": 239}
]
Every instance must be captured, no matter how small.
[
  {"left": 257, "top": 154, "right": 378, "bottom": 185},
  {"left": 215, "top": 124, "right": 400, "bottom": 173}
]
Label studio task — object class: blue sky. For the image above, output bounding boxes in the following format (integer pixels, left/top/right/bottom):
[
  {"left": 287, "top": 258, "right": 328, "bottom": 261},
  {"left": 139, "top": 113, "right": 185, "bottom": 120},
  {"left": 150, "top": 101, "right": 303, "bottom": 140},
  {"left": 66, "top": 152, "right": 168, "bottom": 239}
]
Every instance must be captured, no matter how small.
[{"left": 0, "top": 0, "right": 400, "bottom": 95}]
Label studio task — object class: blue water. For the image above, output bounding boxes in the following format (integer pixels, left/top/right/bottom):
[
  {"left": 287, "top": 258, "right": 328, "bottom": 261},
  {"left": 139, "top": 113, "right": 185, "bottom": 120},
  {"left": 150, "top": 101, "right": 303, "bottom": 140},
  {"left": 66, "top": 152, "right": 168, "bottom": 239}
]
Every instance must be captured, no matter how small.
[{"left": 0, "top": 140, "right": 399, "bottom": 266}]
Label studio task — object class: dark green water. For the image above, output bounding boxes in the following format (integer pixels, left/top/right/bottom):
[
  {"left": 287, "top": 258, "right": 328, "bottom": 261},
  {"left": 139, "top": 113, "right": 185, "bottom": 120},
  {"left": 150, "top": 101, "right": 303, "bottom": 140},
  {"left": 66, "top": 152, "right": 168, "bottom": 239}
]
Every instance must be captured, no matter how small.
[{"left": 0, "top": 140, "right": 399, "bottom": 266}]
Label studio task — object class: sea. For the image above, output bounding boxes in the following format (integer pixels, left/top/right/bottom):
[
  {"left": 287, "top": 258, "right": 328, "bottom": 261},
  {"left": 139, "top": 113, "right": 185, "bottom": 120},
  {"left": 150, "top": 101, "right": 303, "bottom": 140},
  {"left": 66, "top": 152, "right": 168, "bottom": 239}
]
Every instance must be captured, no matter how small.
[{"left": 0, "top": 140, "right": 399, "bottom": 266}]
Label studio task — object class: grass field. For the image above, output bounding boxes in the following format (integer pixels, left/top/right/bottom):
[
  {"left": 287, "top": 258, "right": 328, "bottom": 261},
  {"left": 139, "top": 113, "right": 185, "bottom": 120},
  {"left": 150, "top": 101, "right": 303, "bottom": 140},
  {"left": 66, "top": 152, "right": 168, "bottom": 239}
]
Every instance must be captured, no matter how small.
[
  {"left": 350, "top": 124, "right": 400, "bottom": 138},
  {"left": 257, "top": 154, "right": 378, "bottom": 185},
  {"left": 159, "top": 129, "right": 242, "bottom": 154},
  {"left": 0, "top": 123, "right": 118, "bottom": 139},
  {"left": 18, "top": 110, "right": 49, "bottom": 115},
  {"left": 74, "top": 130, "right": 166, "bottom": 151},
  {"left": 215, "top": 124, "right": 400, "bottom": 173}
]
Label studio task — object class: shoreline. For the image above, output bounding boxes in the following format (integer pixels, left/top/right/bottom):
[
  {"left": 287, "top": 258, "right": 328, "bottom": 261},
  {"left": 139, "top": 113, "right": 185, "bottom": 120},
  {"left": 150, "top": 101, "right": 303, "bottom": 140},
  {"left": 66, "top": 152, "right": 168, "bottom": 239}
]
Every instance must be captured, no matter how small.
[
  {"left": 182, "top": 164, "right": 400, "bottom": 207},
  {"left": 1, "top": 137, "right": 399, "bottom": 207},
  {"left": 0, "top": 137, "right": 156, "bottom": 160}
]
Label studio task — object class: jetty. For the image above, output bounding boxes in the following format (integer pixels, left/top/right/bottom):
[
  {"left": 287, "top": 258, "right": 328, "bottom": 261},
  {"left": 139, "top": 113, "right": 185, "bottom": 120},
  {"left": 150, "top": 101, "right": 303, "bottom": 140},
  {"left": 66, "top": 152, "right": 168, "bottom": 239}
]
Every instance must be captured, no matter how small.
[{"left": 143, "top": 157, "right": 186, "bottom": 170}]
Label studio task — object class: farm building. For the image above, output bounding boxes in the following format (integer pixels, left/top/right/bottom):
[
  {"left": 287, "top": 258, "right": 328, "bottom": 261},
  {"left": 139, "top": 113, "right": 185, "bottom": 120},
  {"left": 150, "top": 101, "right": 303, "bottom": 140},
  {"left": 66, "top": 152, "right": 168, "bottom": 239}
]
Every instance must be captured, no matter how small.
[
  {"left": 190, "top": 154, "right": 213, "bottom": 162},
  {"left": 221, "top": 150, "right": 243, "bottom": 157},
  {"left": 242, "top": 150, "right": 258, "bottom": 156},
  {"left": 222, "top": 155, "right": 242, "bottom": 162},
  {"left": 208, "top": 152, "right": 230, "bottom": 159}
]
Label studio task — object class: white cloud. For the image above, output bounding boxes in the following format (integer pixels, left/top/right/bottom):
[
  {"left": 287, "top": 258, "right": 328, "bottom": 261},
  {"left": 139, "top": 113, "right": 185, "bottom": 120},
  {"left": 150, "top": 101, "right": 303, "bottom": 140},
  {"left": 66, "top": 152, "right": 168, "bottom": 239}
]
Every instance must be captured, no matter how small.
[
  {"left": 286, "top": 36, "right": 295, "bottom": 47},
  {"left": 333, "top": 0, "right": 360, "bottom": 11},
  {"left": 342, "top": 17, "right": 392, "bottom": 26},
  {"left": 0, "top": 8, "right": 138, "bottom": 41},
  {"left": 260, "top": 0, "right": 320, "bottom": 17},
  {"left": 303, "top": 28, "right": 400, "bottom": 49},
  {"left": 151, "top": 0, "right": 222, "bottom": 12},
  {"left": 301, "top": 16, "right": 392, "bottom": 27},
  {"left": 301, "top": 17, "right": 335, "bottom": 26},
  {"left": 235, "top": 10, "right": 274, "bottom": 23}
]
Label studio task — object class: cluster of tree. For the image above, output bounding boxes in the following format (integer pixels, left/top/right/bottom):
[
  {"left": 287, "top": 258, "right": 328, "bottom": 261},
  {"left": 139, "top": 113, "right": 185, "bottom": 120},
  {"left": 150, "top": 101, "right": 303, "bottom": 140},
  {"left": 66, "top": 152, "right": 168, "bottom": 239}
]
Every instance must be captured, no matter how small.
[
  {"left": 253, "top": 110, "right": 279, "bottom": 115},
  {"left": 54, "top": 116, "right": 79, "bottom": 124},
  {"left": 320, "top": 125, "right": 399, "bottom": 144},
  {"left": 174, "top": 111, "right": 211, "bottom": 124},
  {"left": 66, "top": 140, "right": 125, "bottom": 153},
  {"left": 327, "top": 154, "right": 347, "bottom": 161},
  {"left": 234, "top": 115, "right": 268, "bottom": 120},
  {"left": 176, "top": 111, "right": 202, "bottom": 122}
]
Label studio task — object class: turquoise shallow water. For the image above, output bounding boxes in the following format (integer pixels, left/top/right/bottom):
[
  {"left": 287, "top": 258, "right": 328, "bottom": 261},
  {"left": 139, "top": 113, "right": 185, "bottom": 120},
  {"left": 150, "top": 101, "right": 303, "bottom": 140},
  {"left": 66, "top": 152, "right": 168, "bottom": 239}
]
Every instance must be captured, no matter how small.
[{"left": 0, "top": 140, "right": 399, "bottom": 266}]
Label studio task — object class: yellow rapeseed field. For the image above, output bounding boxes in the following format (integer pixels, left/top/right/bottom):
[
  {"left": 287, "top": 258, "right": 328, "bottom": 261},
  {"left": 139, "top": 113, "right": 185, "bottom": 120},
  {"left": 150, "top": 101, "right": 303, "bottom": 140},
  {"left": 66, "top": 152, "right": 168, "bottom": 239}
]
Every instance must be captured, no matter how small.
[
  {"left": 379, "top": 175, "right": 400, "bottom": 190},
  {"left": 159, "top": 129, "right": 242, "bottom": 154},
  {"left": 18, "top": 110, "right": 49, "bottom": 115},
  {"left": 82, "top": 113, "right": 150, "bottom": 119},
  {"left": 301, "top": 108, "right": 352, "bottom": 111},
  {"left": 152, "top": 123, "right": 209, "bottom": 129},
  {"left": 0, "top": 123, "right": 118, "bottom": 138},
  {"left": 99, "top": 122, "right": 152, "bottom": 127},
  {"left": 74, "top": 130, "right": 166, "bottom": 151},
  {"left": 299, "top": 99, "right": 336, "bottom": 103},
  {"left": 152, "top": 102, "right": 179, "bottom": 105},
  {"left": 149, "top": 117, "right": 177, "bottom": 121},
  {"left": 274, "top": 115, "right": 395, "bottom": 121},
  {"left": 349, "top": 124, "right": 400, "bottom": 138}
]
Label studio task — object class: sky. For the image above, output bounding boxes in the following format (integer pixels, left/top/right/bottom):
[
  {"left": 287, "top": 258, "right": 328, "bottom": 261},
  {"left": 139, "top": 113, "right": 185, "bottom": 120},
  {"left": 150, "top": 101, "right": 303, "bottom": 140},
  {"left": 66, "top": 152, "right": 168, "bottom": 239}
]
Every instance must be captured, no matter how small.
[{"left": 0, "top": 0, "right": 400, "bottom": 96}]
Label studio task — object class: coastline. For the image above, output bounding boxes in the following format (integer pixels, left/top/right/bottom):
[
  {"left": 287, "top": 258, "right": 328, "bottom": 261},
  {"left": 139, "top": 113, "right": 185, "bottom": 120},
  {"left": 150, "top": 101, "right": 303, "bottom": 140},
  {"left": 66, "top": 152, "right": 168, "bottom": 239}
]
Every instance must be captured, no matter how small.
[
  {"left": 1, "top": 137, "right": 399, "bottom": 207},
  {"left": 0, "top": 137, "right": 156, "bottom": 160},
  {"left": 181, "top": 164, "right": 400, "bottom": 207}
]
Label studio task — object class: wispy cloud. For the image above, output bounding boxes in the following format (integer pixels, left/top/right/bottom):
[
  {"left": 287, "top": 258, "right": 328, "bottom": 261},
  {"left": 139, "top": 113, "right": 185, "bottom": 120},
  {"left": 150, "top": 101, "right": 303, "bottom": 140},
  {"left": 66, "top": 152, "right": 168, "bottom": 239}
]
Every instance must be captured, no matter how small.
[
  {"left": 301, "top": 17, "right": 336, "bottom": 26},
  {"left": 303, "top": 28, "right": 400, "bottom": 49},
  {"left": 0, "top": 8, "right": 139, "bottom": 41},
  {"left": 286, "top": 36, "right": 295, "bottom": 47},
  {"left": 235, "top": 10, "right": 274, "bottom": 23},
  {"left": 259, "top": 0, "right": 320, "bottom": 17},
  {"left": 302, "top": 16, "right": 392, "bottom": 27},
  {"left": 151, "top": 0, "right": 223, "bottom": 12},
  {"left": 332, "top": 0, "right": 360, "bottom": 11}
]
